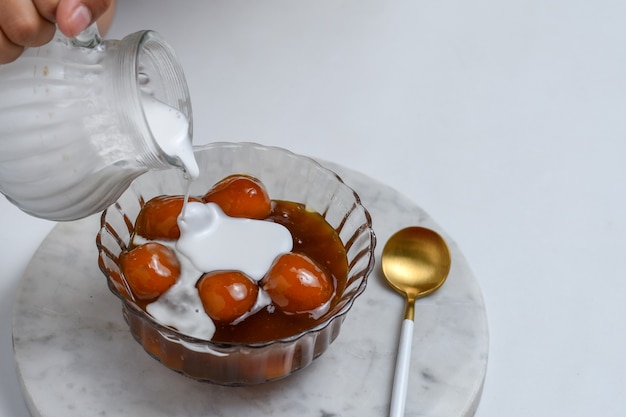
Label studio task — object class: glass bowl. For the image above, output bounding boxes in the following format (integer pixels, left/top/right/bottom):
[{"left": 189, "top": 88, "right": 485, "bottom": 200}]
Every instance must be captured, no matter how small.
[{"left": 96, "top": 142, "right": 376, "bottom": 385}]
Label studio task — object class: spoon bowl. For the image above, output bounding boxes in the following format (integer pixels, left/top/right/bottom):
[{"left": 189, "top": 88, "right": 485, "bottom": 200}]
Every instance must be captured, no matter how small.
[
  {"left": 381, "top": 226, "right": 451, "bottom": 417},
  {"left": 382, "top": 227, "right": 451, "bottom": 319}
]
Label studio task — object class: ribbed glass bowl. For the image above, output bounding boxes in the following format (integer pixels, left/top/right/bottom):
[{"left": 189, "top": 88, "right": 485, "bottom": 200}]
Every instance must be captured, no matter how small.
[{"left": 96, "top": 142, "right": 376, "bottom": 385}]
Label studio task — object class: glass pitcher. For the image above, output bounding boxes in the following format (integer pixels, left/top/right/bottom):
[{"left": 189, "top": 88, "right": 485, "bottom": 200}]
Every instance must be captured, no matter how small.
[{"left": 0, "top": 25, "right": 196, "bottom": 221}]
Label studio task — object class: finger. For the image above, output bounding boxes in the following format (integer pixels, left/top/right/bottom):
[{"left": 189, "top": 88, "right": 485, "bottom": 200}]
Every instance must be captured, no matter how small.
[
  {"left": 56, "top": 0, "right": 114, "bottom": 38},
  {"left": 0, "top": 29, "right": 26, "bottom": 64},
  {"left": 32, "top": 0, "right": 61, "bottom": 22},
  {"left": 0, "top": 0, "right": 57, "bottom": 47}
]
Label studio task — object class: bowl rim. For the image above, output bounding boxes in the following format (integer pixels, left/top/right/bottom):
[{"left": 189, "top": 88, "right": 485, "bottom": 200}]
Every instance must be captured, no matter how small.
[{"left": 98, "top": 141, "right": 377, "bottom": 350}]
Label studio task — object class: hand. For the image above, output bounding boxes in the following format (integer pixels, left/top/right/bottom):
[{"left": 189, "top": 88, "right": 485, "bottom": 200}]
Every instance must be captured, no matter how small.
[{"left": 0, "top": 0, "right": 116, "bottom": 64}]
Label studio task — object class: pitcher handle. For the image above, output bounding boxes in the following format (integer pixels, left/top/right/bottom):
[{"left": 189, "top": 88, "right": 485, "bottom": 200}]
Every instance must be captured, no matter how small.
[{"left": 70, "top": 23, "right": 103, "bottom": 48}]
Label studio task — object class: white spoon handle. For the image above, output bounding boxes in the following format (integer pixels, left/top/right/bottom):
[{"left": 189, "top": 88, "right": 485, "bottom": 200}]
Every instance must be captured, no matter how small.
[{"left": 389, "top": 318, "right": 414, "bottom": 417}]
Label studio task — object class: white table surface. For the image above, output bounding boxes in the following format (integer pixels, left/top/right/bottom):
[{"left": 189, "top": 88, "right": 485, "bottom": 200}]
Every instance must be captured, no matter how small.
[{"left": 2, "top": 1, "right": 625, "bottom": 416}]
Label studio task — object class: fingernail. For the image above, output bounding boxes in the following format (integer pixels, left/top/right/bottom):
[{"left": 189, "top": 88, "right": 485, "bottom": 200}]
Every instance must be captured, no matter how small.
[{"left": 69, "top": 4, "right": 92, "bottom": 36}]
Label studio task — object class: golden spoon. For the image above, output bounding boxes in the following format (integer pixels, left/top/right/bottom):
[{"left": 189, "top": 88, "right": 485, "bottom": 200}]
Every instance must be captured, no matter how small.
[{"left": 381, "top": 227, "right": 452, "bottom": 417}]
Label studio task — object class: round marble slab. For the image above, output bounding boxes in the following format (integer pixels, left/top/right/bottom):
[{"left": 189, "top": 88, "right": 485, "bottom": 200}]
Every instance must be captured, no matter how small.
[{"left": 13, "top": 163, "right": 488, "bottom": 417}]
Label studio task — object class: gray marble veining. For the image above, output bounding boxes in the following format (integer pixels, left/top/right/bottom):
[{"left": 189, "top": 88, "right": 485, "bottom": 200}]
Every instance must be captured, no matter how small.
[{"left": 13, "top": 164, "right": 488, "bottom": 417}]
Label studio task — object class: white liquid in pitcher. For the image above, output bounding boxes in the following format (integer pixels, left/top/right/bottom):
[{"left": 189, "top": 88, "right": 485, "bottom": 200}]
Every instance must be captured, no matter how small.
[
  {"left": 141, "top": 94, "right": 199, "bottom": 179},
  {"left": 0, "top": 45, "right": 199, "bottom": 220}
]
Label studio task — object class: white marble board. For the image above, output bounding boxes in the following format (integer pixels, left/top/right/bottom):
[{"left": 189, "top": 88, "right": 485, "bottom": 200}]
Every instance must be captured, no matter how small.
[{"left": 12, "top": 163, "right": 488, "bottom": 417}]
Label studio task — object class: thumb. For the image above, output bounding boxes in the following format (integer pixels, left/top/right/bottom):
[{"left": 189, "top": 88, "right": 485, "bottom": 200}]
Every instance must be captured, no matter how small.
[{"left": 56, "top": 0, "right": 114, "bottom": 38}]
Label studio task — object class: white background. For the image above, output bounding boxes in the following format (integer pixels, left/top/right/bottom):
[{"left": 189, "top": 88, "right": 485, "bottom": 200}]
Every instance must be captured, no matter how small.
[{"left": 2, "top": 1, "right": 625, "bottom": 416}]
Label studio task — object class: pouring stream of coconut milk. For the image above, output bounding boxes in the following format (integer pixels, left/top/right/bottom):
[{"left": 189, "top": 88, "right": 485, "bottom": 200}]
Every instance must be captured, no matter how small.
[{"left": 142, "top": 92, "right": 294, "bottom": 342}]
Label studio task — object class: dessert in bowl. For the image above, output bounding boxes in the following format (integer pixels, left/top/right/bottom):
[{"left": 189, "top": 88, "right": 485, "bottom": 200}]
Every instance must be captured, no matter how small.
[{"left": 96, "top": 142, "right": 376, "bottom": 385}]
